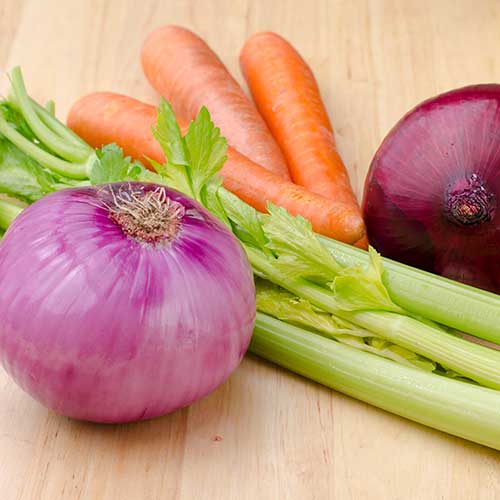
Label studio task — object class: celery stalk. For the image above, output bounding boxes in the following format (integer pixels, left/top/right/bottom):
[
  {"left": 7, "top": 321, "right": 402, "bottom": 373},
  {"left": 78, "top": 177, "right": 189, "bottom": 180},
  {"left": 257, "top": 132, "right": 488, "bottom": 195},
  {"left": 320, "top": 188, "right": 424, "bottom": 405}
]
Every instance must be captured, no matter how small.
[
  {"left": 30, "top": 97, "right": 92, "bottom": 151},
  {"left": 251, "top": 313, "right": 500, "bottom": 450},
  {"left": 9, "top": 67, "right": 90, "bottom": 163},
  {"left": 0, "top": 67, "right": 92, "bottom": 180},
  {"left": 0, "top": 114, "right": 90, "bottom": 179},
  {"left": 320, "top": 236, "right": 500, "bottom": 345}
]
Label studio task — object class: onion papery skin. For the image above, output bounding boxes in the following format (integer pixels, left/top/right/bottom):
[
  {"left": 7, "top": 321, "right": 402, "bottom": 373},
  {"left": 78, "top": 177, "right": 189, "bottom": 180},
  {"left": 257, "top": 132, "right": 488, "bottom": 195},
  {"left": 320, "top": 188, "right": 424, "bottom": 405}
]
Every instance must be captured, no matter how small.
[
  {"left": 363, "top": 85, "right": 500, "bottom": 292},
  {"left": 0, "top": 183, "right": 255, "bottom": 423}
]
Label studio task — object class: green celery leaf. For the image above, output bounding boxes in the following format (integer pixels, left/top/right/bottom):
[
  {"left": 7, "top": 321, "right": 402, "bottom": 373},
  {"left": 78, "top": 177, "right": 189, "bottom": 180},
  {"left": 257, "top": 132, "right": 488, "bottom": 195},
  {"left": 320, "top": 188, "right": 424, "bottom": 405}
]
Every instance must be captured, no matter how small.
[
  {"left": 90, "top": 144, "right": 146, "bottom": 184},
  {"left": 151, "top": 100, "right": 194, "bottom": 197},
  {"left": 218, "top": 188, "right": 268, "bottom": 250},
  {"left": 0, "top": 138, "right": 58, "bottom": 202},
  {"left": 152, "top": 99, "right": 189, "bottom": 167},
  {"left": 134, "top": 164, "right": 165, "bottom": 185},
  {"left": 148, "top": 158, "right": 194, "bottom": 196},
  {"left": 184, "top": 106, "right": 227, "bottom": 199},
  {"left": 202, "top": 177, "right": 231, "bottom": 227},
  {"left": 330, "top": 247, "right": 405, "bottom": 313},
  {"left": 151, "top": 101, "right": 228, "bottom": 206},
  {"left": 255, "top": 279, "right": 369, "bottom": 338},
  {"left": 262, "top": 203, "right": 342, "bottom": 281}
]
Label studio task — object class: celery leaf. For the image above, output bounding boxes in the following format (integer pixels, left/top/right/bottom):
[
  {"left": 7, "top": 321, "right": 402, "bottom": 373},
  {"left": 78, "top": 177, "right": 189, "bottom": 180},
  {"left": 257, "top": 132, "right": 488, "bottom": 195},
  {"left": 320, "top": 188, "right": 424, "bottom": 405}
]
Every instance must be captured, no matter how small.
[
  {"left": 262, "top": 203, "right": 342, "bottom": 281},
  {"left": 90, "top": 144, "right": 147, "bottom": 184},
  {"left": 148, "top": 157, "right": 194, "bottom": 197},
  {"left": 218, "top": 188, "right": 268, "bottom": 250},
  {"left": 151, "top": 99, "right": 194, "bottom": 196},
  {"left": 152, "top": 100, "right": 229, "bottom": 205},
  {"left": 331, "top": 247, "right": 404, "bottom": 313},
  {"left": 0, "top": 137, "right": 58, "bottom": 202},
  {"left": 202, "top": 177, "right": 231, "bottom": 227},
  {"left": 184, "top": 106, "right": 227, "bottom": 200},
  {"left": 255, "top": 279, "right": 368, "bottom": 338},
  {"left": 152, "top": 99, "right": 188, "bottom": 167}
]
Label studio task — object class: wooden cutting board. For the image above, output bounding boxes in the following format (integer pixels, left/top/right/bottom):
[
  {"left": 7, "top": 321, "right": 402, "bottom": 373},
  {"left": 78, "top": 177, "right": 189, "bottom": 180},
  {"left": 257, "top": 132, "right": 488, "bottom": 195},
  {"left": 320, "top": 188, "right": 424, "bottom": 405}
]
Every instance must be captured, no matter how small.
[{"left": 1, "top": 1, "right": 500, "bottom": 498}]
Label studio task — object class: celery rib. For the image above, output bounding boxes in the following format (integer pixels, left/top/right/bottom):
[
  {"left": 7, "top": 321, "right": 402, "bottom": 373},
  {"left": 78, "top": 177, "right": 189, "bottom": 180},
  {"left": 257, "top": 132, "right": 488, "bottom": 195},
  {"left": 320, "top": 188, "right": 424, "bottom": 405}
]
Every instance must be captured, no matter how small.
[
  {"left": 251, "top": 313, "right": 500, "bottom": 451},
  {"left": 9, "top": 67, "right": 89, "bottom": 163},
  {"left": 0, "top": 116, "right": 88, "bottom": 180},
  {"left": 30, "top": 97, "right": 92, "bottom": 151}
]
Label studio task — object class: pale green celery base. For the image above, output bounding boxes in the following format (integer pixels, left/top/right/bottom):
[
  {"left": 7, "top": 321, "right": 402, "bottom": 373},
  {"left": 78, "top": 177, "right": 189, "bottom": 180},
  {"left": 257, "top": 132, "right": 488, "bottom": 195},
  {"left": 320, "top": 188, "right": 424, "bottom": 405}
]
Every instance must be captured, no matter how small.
[
  {"left": 320, "top": 236, "right": 500, "bottom": 345},
  {"left": 251, "top": 313, "right": 500, "bottom": 451}
]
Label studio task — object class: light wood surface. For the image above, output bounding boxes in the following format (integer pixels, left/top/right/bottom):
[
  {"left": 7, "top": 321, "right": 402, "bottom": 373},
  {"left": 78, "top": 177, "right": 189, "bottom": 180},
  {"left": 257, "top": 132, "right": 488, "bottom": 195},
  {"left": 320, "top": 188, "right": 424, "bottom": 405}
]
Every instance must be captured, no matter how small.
[{"left": 2, "top": 1, "right": 500, "bottom": 499}]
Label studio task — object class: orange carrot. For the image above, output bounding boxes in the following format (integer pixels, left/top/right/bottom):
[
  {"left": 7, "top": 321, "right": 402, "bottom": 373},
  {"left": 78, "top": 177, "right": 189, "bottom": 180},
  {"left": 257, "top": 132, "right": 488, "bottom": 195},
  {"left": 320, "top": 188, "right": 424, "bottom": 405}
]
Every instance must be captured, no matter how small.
[
  {"left": 222, "top": 148, "right": 364, "bottom": 243},
  {"left": 354, "top": 235, "right": 369, "bottom": 249},
  {"left": 240, "top": 32, "right": 359, "bottom": 207},
  {"left": 67, "top": 92, "right": 365, "bottom": 243},
  {"left": 67, "top": 93, "right": 163, "bottom": 163},
  {"left": 141, "top": 25, "right": 290, "bottom": 180}
]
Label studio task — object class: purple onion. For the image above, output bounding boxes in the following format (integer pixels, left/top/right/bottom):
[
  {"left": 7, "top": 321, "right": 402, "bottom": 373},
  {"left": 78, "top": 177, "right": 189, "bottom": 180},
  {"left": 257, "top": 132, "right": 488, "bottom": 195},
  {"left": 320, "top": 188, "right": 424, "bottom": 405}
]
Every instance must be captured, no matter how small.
[
  {"left": 363, "top": 85, "right": 500, "bottom": 292},
  {"left": 0, "top": 183, "right": 255, "bottom": 422}
]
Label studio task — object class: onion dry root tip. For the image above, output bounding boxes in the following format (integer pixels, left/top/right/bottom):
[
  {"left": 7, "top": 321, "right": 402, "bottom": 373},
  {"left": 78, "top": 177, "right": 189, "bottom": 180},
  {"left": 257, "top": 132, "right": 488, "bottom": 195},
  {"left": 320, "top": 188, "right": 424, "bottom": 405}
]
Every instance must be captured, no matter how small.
[
  {"left": 445, "top": 174, "right": 496, "bottom": 227},
  {"left": 105, "top": 185, "right": 185, "bottom": 244}
]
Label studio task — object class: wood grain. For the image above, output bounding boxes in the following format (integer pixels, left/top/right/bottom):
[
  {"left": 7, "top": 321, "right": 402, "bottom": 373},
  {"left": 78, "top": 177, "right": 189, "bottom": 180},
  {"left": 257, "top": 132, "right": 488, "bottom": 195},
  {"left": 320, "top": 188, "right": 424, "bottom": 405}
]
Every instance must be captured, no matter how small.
[{"left": 1, "top": 1, "right": 500, "bottom": 499}]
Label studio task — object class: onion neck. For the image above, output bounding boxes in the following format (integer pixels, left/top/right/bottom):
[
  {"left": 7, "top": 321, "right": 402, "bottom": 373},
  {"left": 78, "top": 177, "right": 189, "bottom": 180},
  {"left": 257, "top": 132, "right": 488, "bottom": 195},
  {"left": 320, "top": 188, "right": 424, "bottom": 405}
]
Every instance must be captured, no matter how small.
[
  {"left": 445, "top": 174, "right": 496, "bottom": 227},
  {"left": 106, "top": 185, "right": 184, "bottom": 244}
]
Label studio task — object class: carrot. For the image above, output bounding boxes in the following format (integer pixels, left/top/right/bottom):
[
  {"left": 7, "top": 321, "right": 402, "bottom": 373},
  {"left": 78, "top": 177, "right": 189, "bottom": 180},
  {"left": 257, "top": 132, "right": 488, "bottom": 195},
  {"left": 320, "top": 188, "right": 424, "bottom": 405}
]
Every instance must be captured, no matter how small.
[
  {"left": 223, "top": 148, "right": 364, "bottom": 243},
  {"left": 67, "top": 93, "right": 163, "bottom": 163},
  {"left": 354, "top": 235, "right": 369, "bottom": 250},
  {"left": 240, "top": 32, "right": 359, "bottom": 207},
  {"left": 140, "top": 25, "right": 290, "bottom": 180},
  {"left": 67, "top": 92, "right": 365, "bottom": 243}
]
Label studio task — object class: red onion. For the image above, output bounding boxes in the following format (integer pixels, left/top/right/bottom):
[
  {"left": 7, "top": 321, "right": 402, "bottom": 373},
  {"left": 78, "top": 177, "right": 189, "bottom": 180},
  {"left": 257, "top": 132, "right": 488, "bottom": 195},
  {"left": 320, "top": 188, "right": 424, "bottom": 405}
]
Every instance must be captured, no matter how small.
[
  {"left": 0, "top": 183, "right": 255, "bottom": 422},
  {"left": 363, "top": 85, "right": 500, "bottom": 292}
]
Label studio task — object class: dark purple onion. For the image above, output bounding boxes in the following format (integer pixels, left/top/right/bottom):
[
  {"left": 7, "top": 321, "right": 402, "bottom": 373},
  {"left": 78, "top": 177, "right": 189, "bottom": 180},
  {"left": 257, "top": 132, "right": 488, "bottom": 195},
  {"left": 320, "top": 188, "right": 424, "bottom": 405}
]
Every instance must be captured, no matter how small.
[
  {"left": 0, "top": 183, "right": 255, "bottom": 422},
  {"left": 363, "top": 85, "right": 500, "bottom": 292}
]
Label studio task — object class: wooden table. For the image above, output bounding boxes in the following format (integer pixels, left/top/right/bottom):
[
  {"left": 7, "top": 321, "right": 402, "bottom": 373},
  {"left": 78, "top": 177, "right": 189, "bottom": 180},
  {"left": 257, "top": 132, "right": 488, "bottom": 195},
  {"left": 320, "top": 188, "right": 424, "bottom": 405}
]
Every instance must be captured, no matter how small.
[{"left": 2, "top": 1, "right": 500, "bottom": 498}]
